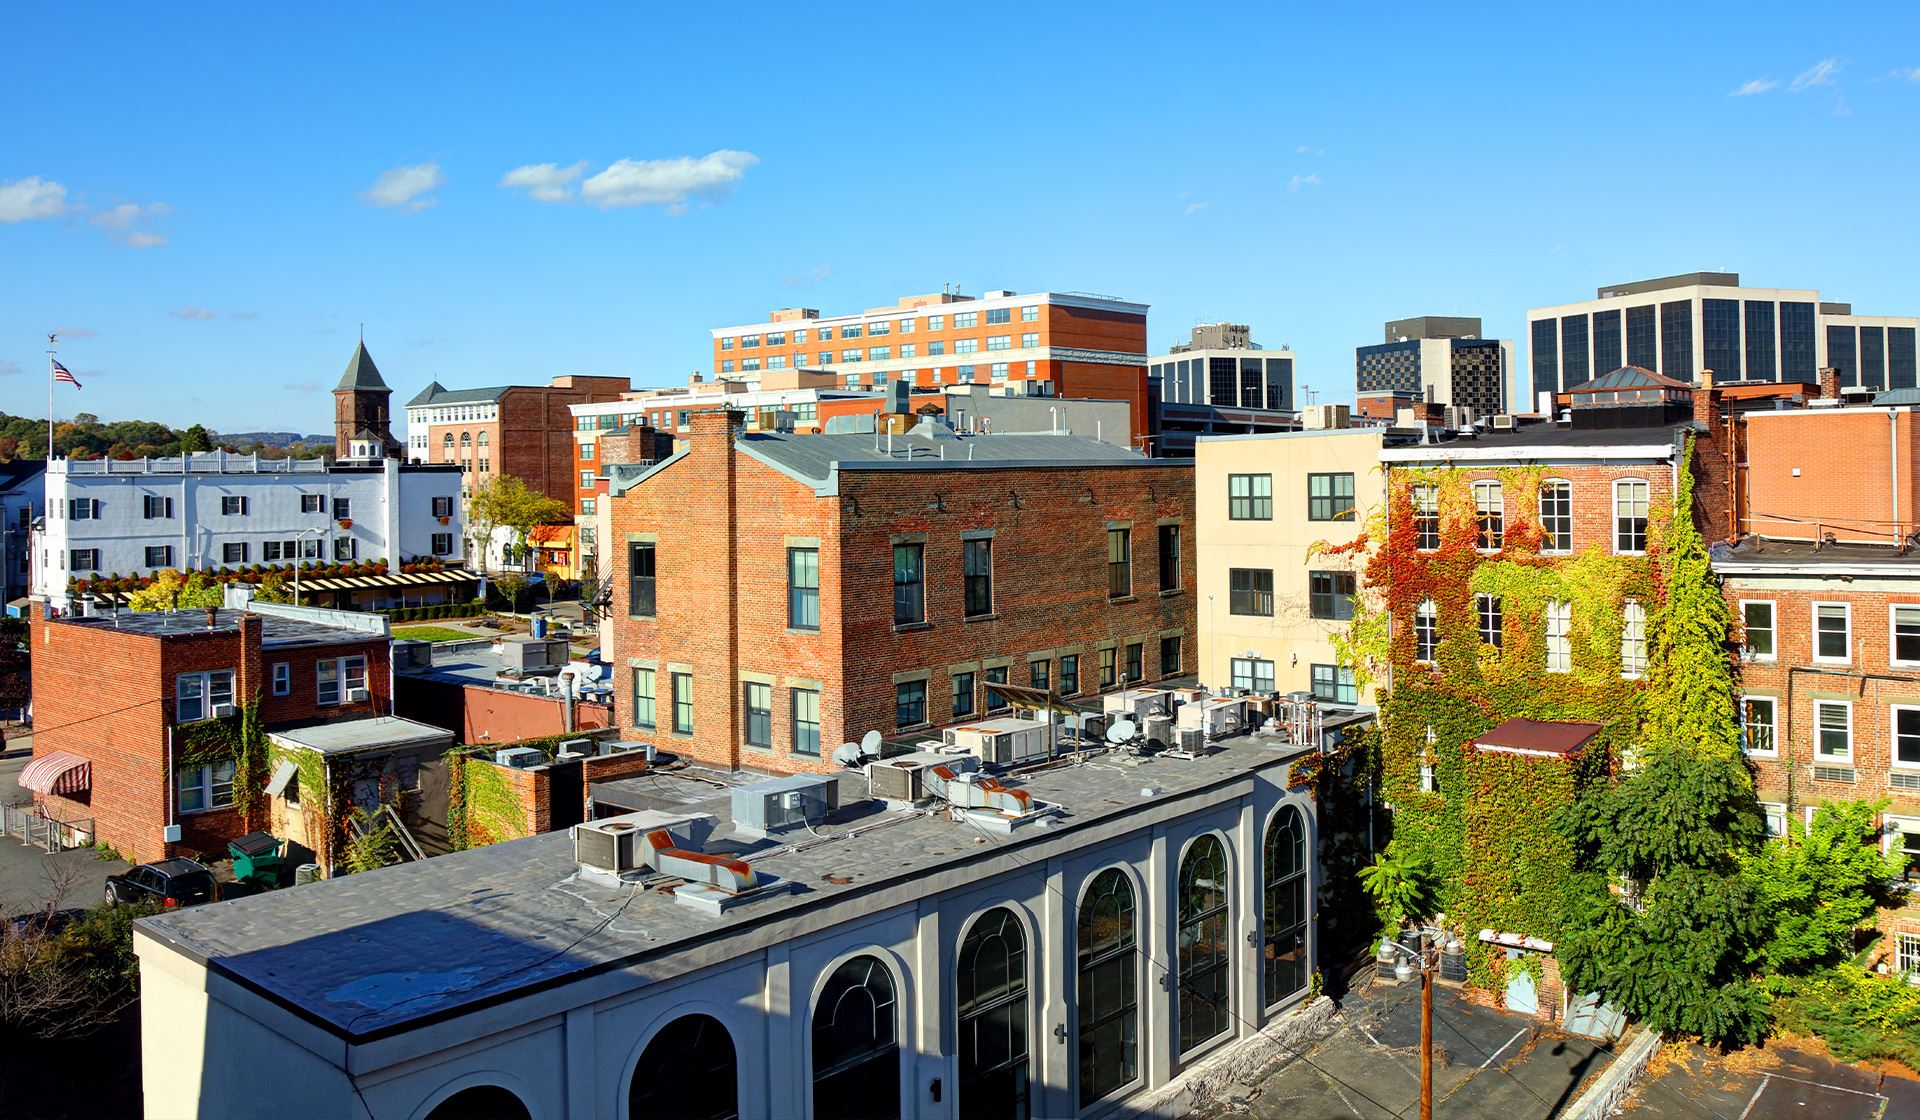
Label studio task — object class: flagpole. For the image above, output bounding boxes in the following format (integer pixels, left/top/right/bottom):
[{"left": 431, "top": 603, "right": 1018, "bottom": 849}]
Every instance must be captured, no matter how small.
[{"left": 46, "top": 340, "right": 55, "bottom": 463}]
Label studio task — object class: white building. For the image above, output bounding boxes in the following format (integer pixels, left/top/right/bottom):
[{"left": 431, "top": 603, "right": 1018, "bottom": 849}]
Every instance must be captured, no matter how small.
[
  {"left": 0, "top": 462, "right": 46, "bottom": 604},
  {"left": 132, "top": 720, "right": 1349, "bottom": 1120},
  {"left": 1527, "top": 271, "right": 1919, "bottom": 397},
  {"left": 33, "top": 453, "right": 467, "bottom": 611}
]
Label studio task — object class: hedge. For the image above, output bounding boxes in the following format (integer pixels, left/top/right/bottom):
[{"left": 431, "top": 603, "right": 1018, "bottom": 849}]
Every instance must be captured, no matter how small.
[{"left": 381, "top": 599, "right": 489, "bottom": 623}]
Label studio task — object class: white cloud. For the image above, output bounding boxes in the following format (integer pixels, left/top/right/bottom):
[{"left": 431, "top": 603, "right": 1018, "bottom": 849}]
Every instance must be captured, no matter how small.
[
  {"left": 499, "top": 161, "right": 586, "bottom": 202},
  {"left": 1789, "top": 57, "right": 1841, "bottom": 92},
  {"left": 1184, "top": 201, "right": 1209, "bottom": 215},
  {"left": 1289, "top": 173, "right": 1321, "bottom": 192},
  {"left": 361, "top": 162, "right": 443, "bottom": 212},
  {"left": 1730, "top": 78, "right": 1779, "bottom": 96},
  {"left": 503, "top": 151, "right": 759, "bottom": 213},
  {"left": 0, "top": 176, "right": 71, "bottom": 222},
  {"left": 169, "top": 306, "right": 218, "bottom": 320},
  {"left": 0, "top": 360, "right": 21, "bottom": 376},
  {"left": 783, "top": 265, "right": 832, "bottom": 287},
  {"left": 92, "top": 201, "right": 171, "bottom": 247},
  {"left": 283, "top": 380, "right": 321, "bottom": 392},
  {"left": 122, "top": 231, "right": 168, "bottom": 248}
]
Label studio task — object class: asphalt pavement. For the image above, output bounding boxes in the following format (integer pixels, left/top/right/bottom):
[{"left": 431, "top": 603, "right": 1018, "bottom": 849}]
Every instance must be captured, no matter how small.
[
  {"left": 1623, "top": 1038, "right": 1915, "bottom": 1120},
  {"left": 0, "top": 734, "right": 131, "bottom": 917}
]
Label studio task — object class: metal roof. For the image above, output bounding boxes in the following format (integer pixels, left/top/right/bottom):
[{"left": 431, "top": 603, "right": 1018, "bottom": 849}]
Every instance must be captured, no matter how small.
[
  {"left": 406, "top": 383, "right": 511, "bottom": 407},
  {"left": 737, "top": 428, "right": 1163, "bottom": 493},
  {"left": 1875, "top": 388, "right": 1920, "bottom": 407},
  {"left": 336, "top": 342, "right": 389, "bottom": 392},
  {"left": 56, "top": 607, "right": 383, "bottom": 648},
  {"left": 267, "top": 715, "right": 453, "bottom": 757},
  {"left": 1572, "top": 365, "right": 1692, "bottom": 392},
  {"left": 1474, "top": 717, "right": 1602, "bottom": 757}
]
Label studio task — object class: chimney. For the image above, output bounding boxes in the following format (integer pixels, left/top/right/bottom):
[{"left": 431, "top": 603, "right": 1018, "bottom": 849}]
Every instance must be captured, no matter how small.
[
  {"left": 1817, "top": 366, "right": 1840, "bottom": 400},
  {"left": 689, "top": 408, "right": 742, "bottom": 447},
  {"left": 1693, "top": 367, "right": 1722, "bottom": 431}
]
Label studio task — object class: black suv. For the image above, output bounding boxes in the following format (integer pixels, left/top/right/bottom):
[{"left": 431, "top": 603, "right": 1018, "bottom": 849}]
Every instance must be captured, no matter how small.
[{"left": 104, "top": 858, "right": 217, "bottom": 909}]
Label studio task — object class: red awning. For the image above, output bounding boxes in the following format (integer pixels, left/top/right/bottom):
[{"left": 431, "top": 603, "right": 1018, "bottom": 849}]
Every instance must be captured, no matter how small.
[{"left": 19, "top": 750, "right": 91, "bottom": 795}]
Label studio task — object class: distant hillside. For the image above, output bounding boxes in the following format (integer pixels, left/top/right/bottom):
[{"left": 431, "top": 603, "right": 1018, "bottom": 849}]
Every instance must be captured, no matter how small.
[
  {"left": 0, "top": 411, "right": 333, "bottom": 462},
  {"left": 214, "top": 431, "right": 334, "bottom": 448}
]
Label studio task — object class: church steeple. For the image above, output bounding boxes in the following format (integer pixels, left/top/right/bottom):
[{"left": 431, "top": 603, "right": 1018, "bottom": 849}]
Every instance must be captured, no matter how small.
[{"left": 332, "top": 340, "right": 400, "bottom": 459}]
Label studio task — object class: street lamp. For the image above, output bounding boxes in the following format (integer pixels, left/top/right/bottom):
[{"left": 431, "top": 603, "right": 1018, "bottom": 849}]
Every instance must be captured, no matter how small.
[
  {"left": 290, "top": 526, "right": 328, "bottom": 606},
  {"left": 1379, "top": 926, "right": 1460, "bottom": 1120}
]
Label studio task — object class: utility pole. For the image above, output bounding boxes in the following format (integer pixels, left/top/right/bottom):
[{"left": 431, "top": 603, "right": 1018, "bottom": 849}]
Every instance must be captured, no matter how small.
[{"left": 1420, "top": 943, "right": 1434, "bottom": 1120}]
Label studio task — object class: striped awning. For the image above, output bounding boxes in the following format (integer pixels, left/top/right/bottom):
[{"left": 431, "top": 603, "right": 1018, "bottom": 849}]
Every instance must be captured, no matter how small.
[
  {"left": 19, "top": 751, "right": 91, "bottom": 794},
  {"left": 290, "top": 569, "right": 480, "bottom": 593}
]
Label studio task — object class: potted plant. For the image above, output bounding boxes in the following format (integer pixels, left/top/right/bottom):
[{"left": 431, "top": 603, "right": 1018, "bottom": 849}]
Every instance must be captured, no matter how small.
[{"left": 337, "top": 517, "right": 353, "bottom": 529}]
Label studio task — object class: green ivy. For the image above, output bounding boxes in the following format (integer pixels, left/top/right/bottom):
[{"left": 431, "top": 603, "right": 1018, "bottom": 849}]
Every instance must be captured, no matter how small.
[{"left": 175, "top": 696, "right": 269, "bottom": 832}]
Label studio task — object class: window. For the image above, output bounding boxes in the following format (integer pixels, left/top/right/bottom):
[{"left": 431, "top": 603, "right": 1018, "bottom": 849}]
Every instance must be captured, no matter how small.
[
  {"left": 221, "top": 495, "right": 248, "bottom": 516},
  {"left": 1107, "top": 527, "right": 1131, "bottom": 597},
  {"left": 720, "top": 336, "right": 734, "bottom": 350},
  {"left": 1540, "top": 480, "right": 1572, "bottom": 553},
  {"left": 788, "top": 547, "right": 820, "bottom": 630},
  {"left": 1308, "top": 473, "right": 1355, "bottom": 522},
  {"left": 986, "top": 335, "right": 1011, "bottom": 351},
  {"left": 631, "top": 667, "right": 655, "bottom": 729},
  {"left": 1731, "top": 695, "right": 1778, "bottom": 757},
  {"left": 1620, "top": 599, "right": 1648, "bottom": 679},
  {"left": 1894, "top": 606, "right": 1920, "bottom": 665},
  {"left": 1229, "top": 568, "right": 1274, "bottom": 616},
  {"left": 964, "top": 539, "right": 993, "bottom": 617},
  {"left": 927, "top": 340, "right": 945, "bottom": 356},
  {"left": 316, "top": 656, "right": 367, "bottom": 706},
  {"left": 1060, "top": 654, "right": 1079, "bottom": 696},
  {"left": 1761, "top": 802, "right": 1788, "bottom": 840},
  {"left": 1545, "top": 601, "right": 1572, "bottom": 673},
  {"left": 1021, "top": 332, "right": 1038, "bottom": 349},
  {"left": 1310, "top": 664, "right": 1357, "bottom": 704},
  {"left": 579, "top": 470, "right": 594, "bottom": 488},
  {"left": 332, "top": 497, "right": 350, "bottom": 520},
  {"left": 955, "top": 338, "right": 979, "bottom": 355},
  {"left": 1126, "top": 642, "right": 1143, "bottom": 684},
  {"left": 1896, "top": 706, "right": 1920, "bottom": 769},
  {"left": 69, "top": 548, "right": 99, "bottom": 571},
  {"left": 671, "top": 672, "right": 693, "bottom": 734},
  {"left": 952, "top": 672, "right": 975, "bottom": 719},
  {"left": 740, "top": 682, "right": 772, "bottom": 748},
  {"left": 893, "top": 543, "right": 924, "bottom": 625},
  {"left": 1412, "top": 601, "right": 1438, "bottom": 663},
  {"left": 899, "top": 343, "right": 916, "bottom": 359},
  {"left": 222, "top": 542, "right": 248, "bottom": 564},
  {"left": 175, "top": 669, "right": 235, "bottom": 723},
  {"left": 985, "top": 665, "right": 1009, "bottom": 712},
  {"left": 1614, "top": 480, "right": 1650, "bottom": 554},
  {"left": 985, "top": 307, "right": 1011, "bottom": 325},
  {"left": 301, "top": 494, "right": 325, "bottom": 513},
  {"left": 176, "top": 760, "right": 237, "bottom": 814},
  {"left": 954, "top": 907, "right": 1031, "bottom": 1118},
  {"left": 954, "top": 311, "right": 978, "bottom": 328},
  {"left": 145, "top": 545, "right": 174, "bottom": 568},
  {"left": 812, "top": 956, "right": 900, "bottom": 1120},
  {"left": 1230, "top": 657, "right": 1275, "bottom": 693},
  {"left": 1077, "top": 869, "right": 1138, "bottom": 1107},
  {"left": 1178, "top": 836, "right": 1231, "bottom": 1056},
  {"left": 1476, "top": 594, "right": 1503, "bottom": 647},
  {"left": 629, "top": 1015, "right": 738, "bottom": 1120},
  {"left": 1161, "top": 635, "right": 1183, "bottom": 675},
  {"left": 333, "top": 536, "right": 357, "bottom": 561},
  {"left": 1030, "top": 659, "right": 1050, "bottom": 691},
  {"left": 1472, "top": 480, "right": 1503, "bottom": 550},
  {"left": 1815, "top": 603, "right": 1850, "bottom": 662},
  {"left": 1893, "top": 820, "right": 1920, "bottom": 888},
  {"left": 271, "top": 662, "right": 290, "bottom": 697},
  {"left": 1263, "top": 807, "right": 1308, "bottom": 1007},
  {"left": 143, "top": 494, "right": 173, "bottom": 519},
  {"left": 628, "top": 542, "right": 656, "bottom": 616},
  {"left": 1098, "top": 647, "right": 1117, "bottom": 690},
  {"left": 431, "top": 495, "right": 453, "bottom": 518},
  {"left": 1743, "top": 601, "right": 1776, "bottom": 660},
  {"left": 432, "top": 532, "right": 453, "bottom": 556},
  {"left": 1228, "top": 474, "right": 1272, "bottom": 520},
  {"left": 581, "top": 498, "right": 594, "bottom": 515},
  {"left": 1158, "top": 524, "right": 1181, "bottom": 591},
  {"left": 896, "top": 679, "right": 927, "bottom": 728},
  {"left": 1815, "top": 700, "right": 1852, "bottom": 759},
  {"left": 1412, "top": 484, "right": 1440, "bottom": 550},
  {"left": 1308, "top": 571, "right": 1355, "bottom": 621}
]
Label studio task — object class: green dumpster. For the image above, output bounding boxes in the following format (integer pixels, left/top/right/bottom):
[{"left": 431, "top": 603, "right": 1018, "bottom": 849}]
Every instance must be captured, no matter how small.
[{"left": 229, "top": 831, "right": 283, "bottom": 885}]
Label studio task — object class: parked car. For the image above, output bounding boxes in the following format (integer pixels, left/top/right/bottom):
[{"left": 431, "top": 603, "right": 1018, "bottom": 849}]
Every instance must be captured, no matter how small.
[
  {"left": 8, "top": 907, "right": 86, "bottom": 937},
  {"left": 104, "top": 858, "right": 217, "bottom": 909}
]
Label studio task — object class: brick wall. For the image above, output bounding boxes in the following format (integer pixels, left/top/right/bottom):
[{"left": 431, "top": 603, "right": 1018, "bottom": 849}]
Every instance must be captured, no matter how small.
[
  {"left": 396, "top": 674, "right": 611, "bottom": 745},
  {"left": 1742, "top": 408, "right": 1920, "bottom": 544}
]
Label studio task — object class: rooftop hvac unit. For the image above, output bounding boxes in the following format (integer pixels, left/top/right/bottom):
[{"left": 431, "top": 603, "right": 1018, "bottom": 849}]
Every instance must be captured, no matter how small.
[
  {"left": 1103, "top": 689, "right": 1170, "bottom": 721},
  {"left": 1172, "top": 728, "right": 1207, "bottom": 756},
  {"left": 1176, "top": 697, "right": 1246, "bottom": 739},
  {"left": 1491, "top": 414, "right": 1517, "bottom": 430},
  {"left": 597, "top": 740, "right": 656, "bottom": 761},
  {"left": 499, "top": 637, "right": 569, "bottom": 674},
  {"left": 493, "top": 746, "right": 546, "bottom": 769},
  {"left": 945, "top": 717, "right": 1051, "bottom": 767},
  {"left": 558, "top": 738, "right": 591, "bottom": 756},
  {"left": 731, "top": 774, "right": 840, "bottom": 839},
  {"left": 1143, "top": 714, "right": 1175, "bottom": 751},
  {"left": 573, "top": 819, "right": 643, "bottom": 872},
  {"left": 867, "top": 751, "right": 979, "bottom": 804}
]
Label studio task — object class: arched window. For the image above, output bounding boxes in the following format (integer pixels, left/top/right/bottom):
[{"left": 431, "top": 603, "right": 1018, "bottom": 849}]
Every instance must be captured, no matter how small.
[
  {"left": 441, "top": 432, "right": 454, "bottom": 448},
  {"left": 423, "top": 1085, "right": 531, "bottom": 1120},
  {"left": 957, "top": 908, "right": 1030, "bottom": 1119},
  {"left": 629, "top": 1013, "right": 738, "bottom": 1120},
  {"left": 1263, "top": 807, "right": 1309, "bottom": 1007},
  {"left": 460, "top": 431, "right": 472, "bottom": 447},
  {"left": 813, "top": 956, "right": 901, "bottom": 1120},
  {"left": 479, "top": 431, "right": 491, "bottom": 446},
  {"left": 1076, "top": 869, "right": 1138, "bottom": 1107},
  {"left": 1178, "top": 835, "right": 1231, "bottom": 1057}
]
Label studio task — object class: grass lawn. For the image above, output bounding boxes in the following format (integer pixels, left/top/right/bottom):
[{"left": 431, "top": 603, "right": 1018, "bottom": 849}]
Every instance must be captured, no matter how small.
[{"left": 392, "top": 625, "right": 480, "bottom": 643}]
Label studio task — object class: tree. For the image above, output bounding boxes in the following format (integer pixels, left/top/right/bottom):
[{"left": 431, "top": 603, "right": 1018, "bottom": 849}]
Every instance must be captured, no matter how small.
[
  {"left": 1744, "top": 800, "right": 1904, "bottom": 977},
  {"left": 255, "top": 570, "right": 293, "bottom": 604},
  {"left": 467, "top": 475, "right": 569, "bottom": 574},
  {"left": 126, "top": 569, "right": 224, "bottom": 612},
  {"left": 1644, "top": 437, "right": 1742, "bottom": 758},
  {"left": 493, "top": 573, "right": 530, "bottom": 614},
  {"left": 1358, "top": 847, "right": 1437, "bottom": 930},
  {"left": 177, "top": 424, "right": 212, "bottom": 454}
]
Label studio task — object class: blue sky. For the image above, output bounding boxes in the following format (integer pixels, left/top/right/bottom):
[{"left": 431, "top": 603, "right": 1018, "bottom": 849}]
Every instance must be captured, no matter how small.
[{"left": 3, "top": 2, "right": 1918, "bottom": 432}]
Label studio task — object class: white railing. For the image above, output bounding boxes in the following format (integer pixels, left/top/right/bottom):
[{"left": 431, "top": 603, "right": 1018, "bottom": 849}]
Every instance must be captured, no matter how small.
[{"left": 53, "top": 452, "right": 333, "bottom": 476}]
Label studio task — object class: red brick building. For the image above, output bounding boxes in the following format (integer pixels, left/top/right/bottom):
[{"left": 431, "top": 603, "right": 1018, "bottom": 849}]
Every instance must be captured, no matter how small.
[
  {"left": 605, "top": 410, "right": 1195, "bottom": 775},
  {"left": 23, "top": 606, "right": 392, "bottom": 865},
  {"left": 405, "top": 374, "right": 632, "bottom": 503}
]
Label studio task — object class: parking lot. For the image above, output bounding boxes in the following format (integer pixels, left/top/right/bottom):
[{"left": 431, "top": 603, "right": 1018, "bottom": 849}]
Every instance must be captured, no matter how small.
[
  {"left": 1621, "top": 1039, "right": 1916, "bottom": 1120},
  {"left": 1210, "top": 977, "right": 1614, "bottom": 1119}
]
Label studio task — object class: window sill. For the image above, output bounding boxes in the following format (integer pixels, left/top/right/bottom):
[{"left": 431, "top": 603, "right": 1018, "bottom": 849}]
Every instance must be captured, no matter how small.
[
  {"left": 1158, "top": 588, "right": 1182, "bottom": 598},
  {"left": 897, "top": 722, "right": 930, "bottom": 735},
  {"left": 1109, "top": 595, "right": 1137, "bottom": 604},
  {"left": 786, "top": 627, "right": 821, "bottom": 637},
  {"left": 963, "top": 613, "right": 1000, "bottom": 624},
  {"left": 178, "top": 804, "right": 237, "bottom": 816},
  {"left": 894, "top": 621, "right": 933, "bottom": 633},
  {"left": 744, "top": 742, "right": 772, "bottom": 752},
  {"left": 667, "top": 730, "right": 694, "bottom": 740}
]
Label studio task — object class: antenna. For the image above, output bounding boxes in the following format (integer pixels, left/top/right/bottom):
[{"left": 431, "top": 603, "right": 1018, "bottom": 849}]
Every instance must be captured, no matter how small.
[
  {"left": 1106, "top": 718, "right": 1138, "bottom": 744},
  {"left": 859, "top": 729, "right": 883, "bottom": 758},
  {"left": 832, "top": 741, "right": 863, "bottom": 767}
]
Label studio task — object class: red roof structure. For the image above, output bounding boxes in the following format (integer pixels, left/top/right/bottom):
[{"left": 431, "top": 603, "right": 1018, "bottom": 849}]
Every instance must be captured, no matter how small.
[{"left": 1473, "top": 717, "right": 1601, "bottom": 758}]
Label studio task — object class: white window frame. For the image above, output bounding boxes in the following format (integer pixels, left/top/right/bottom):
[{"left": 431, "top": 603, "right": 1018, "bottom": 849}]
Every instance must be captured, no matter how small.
[
  {"left": 1891, "top": 604, "right": 1920, "bottom": 668},
  {"left": 1740, "top": 599, "right": 1777, "bottom": 662},
  {"left": 1539, "top": 478, "right": 1573, "bottom": 555},
  {"left": 1411, "top": 484, "right": 1440, "bottom": 552},
  {"left": 1741, "top": 695, "right": 1778, "bottom": 757},
  {"left": 1544, "top": 600, "right": 1572, "bottom": 673},
  {"left": 176, "top": 669, "right": 236, "bottom": 724},
  {"left": 1471, "top": 480, "right": 1503, "bottom": 552},
  {"left": 1413, "top": 600, "right": 1438, "bottom": 664},
  {"left": 271, "top": 662, "right": 291, "bottom": 697},
  {"left": 317, "top": 655, "right": 369, "bottom": 707},
  {"left": 1612, "top": 478, "right": 1650, "bottom": 556},
  {"left": 1893, "top": 704, "right": 1920, "bottom": 771},
  {"left": 1812, "top": 601, "right": 1852, "bottom": 665},
  {"left": 1883, "top": 815, "right": 1920, "bottom": 891},
  {"left": 1897, "top": 931, "right": 1920, "bottom": 981},
  {"left": 1759, "top": 801, "right": 1787, "bottom": 840},
  {"left": 176, "top": 759, "right": 237, "bottom": 814},
  {"left": 1620, "top": 598, "right": 1648, "bottom": 679},
  {"left": 1813, "top": 699, "right": 1853, "bottom": 762}
]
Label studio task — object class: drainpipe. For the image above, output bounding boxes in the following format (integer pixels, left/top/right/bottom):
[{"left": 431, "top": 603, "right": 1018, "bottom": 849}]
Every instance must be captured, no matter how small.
[{"left": 1892, "top": 410, "right": 1902, "bottom": 544}]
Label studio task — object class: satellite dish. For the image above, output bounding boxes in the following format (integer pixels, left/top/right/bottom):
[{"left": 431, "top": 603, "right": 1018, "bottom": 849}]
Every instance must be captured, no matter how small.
[
  {"left": 833, "top": 742, "right": 863, "bottom": 767},
  {"left": 1107, "top": 718, "right": 1138, "bottom": 743},
  {"left": 860, "top": 730, "right": 883, "bottom": 758}
]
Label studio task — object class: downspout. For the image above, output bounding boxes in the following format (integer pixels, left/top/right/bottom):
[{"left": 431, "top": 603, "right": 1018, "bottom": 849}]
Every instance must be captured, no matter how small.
[
  {"left": 1892, "top": 409, "right": 1902, "bottom": 544},
  {"left": 166, "top": 724, "right": 176, "bottom": 849}
]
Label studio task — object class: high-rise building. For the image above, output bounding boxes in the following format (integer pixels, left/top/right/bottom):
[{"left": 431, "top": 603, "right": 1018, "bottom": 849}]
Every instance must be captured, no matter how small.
[
  {"left": 1147, "top": 324, "right": 1298, "bottom": 454},
  {"left": 1526, "top": 272, "right": 1918, "bottom": 398},
  {"left": 708, "top": 288, "right": 1152, "bottom": 447},
  {"left": 1354, "top": 317, "right": 1516, "bottom": 420}
]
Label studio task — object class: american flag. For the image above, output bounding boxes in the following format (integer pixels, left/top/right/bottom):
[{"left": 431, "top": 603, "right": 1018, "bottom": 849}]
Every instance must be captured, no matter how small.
[{"left": 52, "top": 359, "right": 81, "bottom": 388}]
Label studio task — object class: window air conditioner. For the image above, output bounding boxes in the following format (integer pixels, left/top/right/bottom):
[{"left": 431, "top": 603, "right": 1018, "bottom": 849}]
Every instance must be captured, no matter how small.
[
  {"left": 346, "top": 687, "right": 371, "bottom": 702},
  {"left": 211, "top": 702, "right": 237, "bottom": 719}
]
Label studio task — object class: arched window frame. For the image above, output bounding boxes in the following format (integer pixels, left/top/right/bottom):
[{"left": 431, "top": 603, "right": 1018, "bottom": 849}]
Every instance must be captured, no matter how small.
[
  {"left": 1176, "top": 832, "right": 1234, "bottom": 1061},
  {"left": 1074, "top": 865, "right": 1143, "bottom": 1110},
  {"left": 955, "top": 905, "right": 1034, "bottom": 1119},
  {"left": 624, "top": 1012, "right": 739, "bottom": 1120},
  {"left": 809, "top": 950, "right": 907, "bottom": 1120},
  {"left": 411, "top": 1075, "right": 537, "bottom": 1120},
  {"left": 1262, "top": 805, "right": 1311, "bottom": 1009}
]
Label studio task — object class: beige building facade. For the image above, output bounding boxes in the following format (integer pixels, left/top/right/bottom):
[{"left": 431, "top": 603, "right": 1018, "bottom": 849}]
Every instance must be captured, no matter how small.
[{"left": 1196, "top": 428, "right": 1384, "bottom": 704}]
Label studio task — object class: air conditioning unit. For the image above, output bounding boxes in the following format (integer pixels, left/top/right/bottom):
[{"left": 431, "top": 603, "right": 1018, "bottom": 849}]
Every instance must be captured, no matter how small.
[
  {"left": 557, "top": 738, "right": 591, "bottom": 756},
  {"left": 573, "top": 819, "right": 643, "bottom": 872},
  {"left": 1491, "top": 414, "right": 1517, "bottom": 430},
  {"left": 731, "top": 774, "right": 840, "bottom": 839},
  {"left": 346, "top": 687, "right": 370, "bottom": 702},
  {"left": 494, "top": 746, "right": 546, "bottom": 769},
  {"left": 941, "top": 729, "right": 959, "bottom": 746},
  {"left": 211, "top": 702, "right": 237, "bottom": 719},
  {"left": 945, "top": 717, "right": 1051, "bottom": 767},
  {"left": 597, "top": 740, "right": 656, "bottom": 761},
  {"left": 867, "top": 751, "right": 979, "bottom": 805}
]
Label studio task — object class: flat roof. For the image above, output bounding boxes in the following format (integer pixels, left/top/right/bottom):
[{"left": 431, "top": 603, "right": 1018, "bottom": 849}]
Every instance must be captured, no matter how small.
[
  {"left": 1381, "top": 421, "right": 1685, "bottom": 461},
  {"left": 268, "top": 716, "right": 453, "bottom": 756},
  {"left": 136, "top": 712, "right": 1366, "bottom": 1041},
  {"left": 1712, "top": 537, "right": 1920, "bottom": 575},
  {"left": 1474, "top": 718, "right": 1602, "bottom": 757},
  {"left": 735, "top": 426, "right": 1174, "bottom": 492},
  {"left": 57, "top": 608, "right": 382, "bottom": 650}
]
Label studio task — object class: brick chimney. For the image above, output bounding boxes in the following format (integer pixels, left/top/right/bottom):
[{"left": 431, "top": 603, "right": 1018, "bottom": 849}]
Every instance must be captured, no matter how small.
[
  {"left": 600, "top": 424, "right": 673, "bottom": 467},
  {"left": 689, "top": 408, "right": 742, "bottom": 448},
  {"left": 1817, "top": 366, "right": 1840, "bottom": 400},
  {"left": 1692, "top": 366, "right": 1722, "bottom": 432}
]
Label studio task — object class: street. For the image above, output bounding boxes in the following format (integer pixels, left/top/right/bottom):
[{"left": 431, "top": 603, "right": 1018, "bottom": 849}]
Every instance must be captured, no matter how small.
[{"left": 0, "top": 734, "right": 130, "bottom": 918}]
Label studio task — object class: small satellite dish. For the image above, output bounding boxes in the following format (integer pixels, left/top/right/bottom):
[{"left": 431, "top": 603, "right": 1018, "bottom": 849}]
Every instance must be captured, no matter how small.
[
  {"left": 1107, "top": 718, "right": 1138, "bottom": 743},
  {"left": 860, "top": 729, "right": 883, "bottom": 758},
  {"left": 832, "top": 742, "right": 863, "bottom": 767}
]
